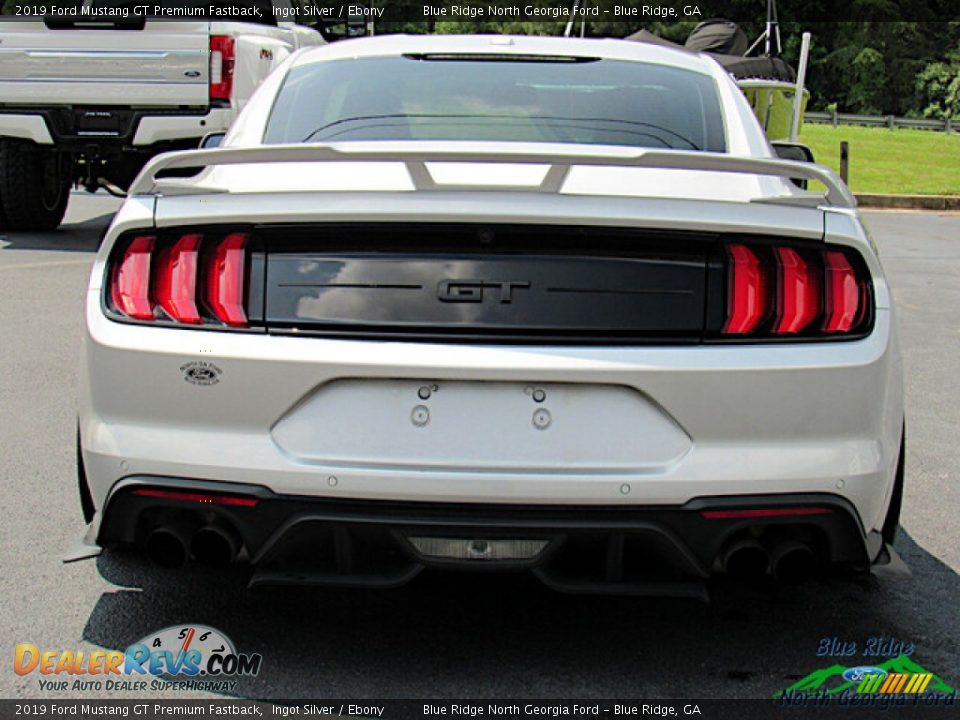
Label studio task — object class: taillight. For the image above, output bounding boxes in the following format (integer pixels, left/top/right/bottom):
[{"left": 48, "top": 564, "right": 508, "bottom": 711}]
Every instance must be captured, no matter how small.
[
  {"left": 723, "top": 244, "right": 767, "bottom": 335},
  {"left": 107, "top": 232, "right": 251, "bottom": 329},
  {"left": 209, "top": 35, "right": 235, "bottom": 103},
  {"left": 111, "top": 236, "right": 155, "bottom": 320},
  {"left": 153, "top": 234, "right": 201, "bottom": 324},
  {"left": 774, "top": 247, "right": 820, "bottom": 335},
  {"left": 718, "top": 241, "right": 870, "bottom": 339},
  {"left": 822, "top": 251, "right": 860, "bottom": 333},
  {"left": 205, "top": 233, "right": 248, "bottom": 327}
]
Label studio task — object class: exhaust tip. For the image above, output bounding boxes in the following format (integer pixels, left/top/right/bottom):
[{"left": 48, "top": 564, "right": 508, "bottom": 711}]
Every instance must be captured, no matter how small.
[
  {"left": 191, "top": 525, "right": 240, "bottom": 568},
  {"left": 771, "top": 541, "right": 817, "bottom": 585},
  {"left": 721, "top": 539, "right": 769, "bottom": 580},
  {"left": 146, "top": 527, "right": 189, "bottom": 569}
]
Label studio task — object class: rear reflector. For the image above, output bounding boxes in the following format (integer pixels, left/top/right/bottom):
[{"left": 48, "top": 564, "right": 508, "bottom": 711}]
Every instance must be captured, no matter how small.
[
  {"left": 153, "top": 234, "right": 201, "bottom": 324},
  {"left": 723, "top": 244, "right": 767, "bottom": 335},
  {"left": 131, "top": 488, "right": 259, "bottom": 508},
  {"left": 205, "top": 233, "right": 248, "bottom": 327},
  {"left": 110, "top": 236, "right": 155, "bottom": 320},
  {"left": 700, "top": 507, "right": 834, "bottom": 520}
]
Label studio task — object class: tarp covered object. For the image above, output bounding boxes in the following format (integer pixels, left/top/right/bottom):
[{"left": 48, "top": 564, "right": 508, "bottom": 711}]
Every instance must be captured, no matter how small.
[
  {"left": 624, "top": 20, "right": 797, "bottom": 82},
  {"left": 710, "top": 54, "right": 797, "bottom": 82},
  {"left": 684, "top": 20, "right": 749, "bottom": 56}
]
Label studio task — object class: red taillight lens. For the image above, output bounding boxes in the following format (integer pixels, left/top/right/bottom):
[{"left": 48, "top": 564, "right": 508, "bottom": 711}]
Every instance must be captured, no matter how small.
[
  {"left": 131, "top": 488, "right": 259, "bottom": 508},
  {"left": 719, "top": 242, "right": 870, "bottom": 339},
  {"left": 109, "top": 232, "right": 252, "bottom": 329},
  {"left": 774, "top": 247, "right": 820, "bottom": 334},
  {"left": 723, "top": 244, "right": 767, "bottom": 335},
  {"left": 111, "top": 235, "right": 155, "bottom": 320},
  {"left": 822, "top": 250, "right": 860, "bottom": 333},
  {"left": 209, "top": 35, "right": 235, "bottom": 102},
  {"left": 700, "top": 507, "right": 833, "bottom": 519},
  {"left": 205, "top": 233, "right": 248, "bottom": 327},
  {"left": 153, "top": 234, "right": 202, "bottom": 324}
]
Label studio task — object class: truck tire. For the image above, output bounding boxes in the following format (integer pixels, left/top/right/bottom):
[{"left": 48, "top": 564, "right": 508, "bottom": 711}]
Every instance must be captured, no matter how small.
[{"left": 0, "top": 139, "right": 71, "bottom": 231}]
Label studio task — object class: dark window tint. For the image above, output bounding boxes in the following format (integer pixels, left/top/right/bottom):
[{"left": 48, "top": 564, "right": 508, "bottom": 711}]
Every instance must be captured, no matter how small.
[{"left": 264, "top": 55, "right": 726, "bottom": 152}]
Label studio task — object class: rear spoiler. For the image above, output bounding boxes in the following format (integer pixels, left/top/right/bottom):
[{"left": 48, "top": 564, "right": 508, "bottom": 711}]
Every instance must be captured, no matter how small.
[{"left": 128, "top": 142, "right": 856, "bottom": 208}]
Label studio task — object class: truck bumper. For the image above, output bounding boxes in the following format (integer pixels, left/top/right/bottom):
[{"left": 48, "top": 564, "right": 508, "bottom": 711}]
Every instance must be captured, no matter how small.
[
  {"left": 0, "top": 113, "right": 53, "bottom": 144},
  {"left": 0, "top": 106, "right": 233, "bottom": 148}
]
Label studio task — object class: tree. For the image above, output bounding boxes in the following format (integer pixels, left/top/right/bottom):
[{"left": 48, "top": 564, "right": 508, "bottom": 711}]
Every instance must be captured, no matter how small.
[{"left": 916, "top": 43, "right": 960, "bottom": 118}]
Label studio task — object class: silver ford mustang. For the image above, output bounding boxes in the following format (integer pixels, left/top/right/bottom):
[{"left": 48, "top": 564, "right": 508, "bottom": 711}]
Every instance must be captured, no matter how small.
[{"left": 74, "top": 34, "right": 905, "bottom": 598}]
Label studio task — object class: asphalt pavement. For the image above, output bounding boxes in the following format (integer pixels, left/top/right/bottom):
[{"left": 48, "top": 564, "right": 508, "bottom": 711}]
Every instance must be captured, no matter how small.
[{"left": 1, "top": 194, "right": 958, "bottom": 700}]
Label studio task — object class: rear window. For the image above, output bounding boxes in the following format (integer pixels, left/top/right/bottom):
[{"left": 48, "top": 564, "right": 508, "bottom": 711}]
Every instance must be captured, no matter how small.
[{"left": 264, "top": 55, "right": 726, "bottom": 152}]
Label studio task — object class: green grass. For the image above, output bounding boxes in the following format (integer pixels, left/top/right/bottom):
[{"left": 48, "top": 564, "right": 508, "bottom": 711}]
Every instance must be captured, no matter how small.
[{"left": 798, "top": 123, "right": 960, "bottom": 195}]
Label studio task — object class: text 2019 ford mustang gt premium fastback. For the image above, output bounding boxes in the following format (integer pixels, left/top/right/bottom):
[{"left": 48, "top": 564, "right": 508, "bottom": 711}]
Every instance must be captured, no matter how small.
[{"left": 73, "top": 35, "right": 905, "bottom": 598}]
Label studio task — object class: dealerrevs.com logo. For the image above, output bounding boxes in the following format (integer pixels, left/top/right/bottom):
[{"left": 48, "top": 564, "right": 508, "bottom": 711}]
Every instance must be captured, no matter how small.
[{"left": 15, "top": 625, "right": 262, "bottom": 693}]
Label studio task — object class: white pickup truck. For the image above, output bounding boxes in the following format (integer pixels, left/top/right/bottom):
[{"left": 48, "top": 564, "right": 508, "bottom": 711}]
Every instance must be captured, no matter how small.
[{"left": 0, "top": 1, "right": 328, "bottom": 231}]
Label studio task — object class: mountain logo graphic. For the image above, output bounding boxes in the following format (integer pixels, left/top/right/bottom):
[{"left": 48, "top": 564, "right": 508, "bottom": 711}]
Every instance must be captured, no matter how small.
[{"left": 775, "top": 655, "right": 955, "bottom": 698}]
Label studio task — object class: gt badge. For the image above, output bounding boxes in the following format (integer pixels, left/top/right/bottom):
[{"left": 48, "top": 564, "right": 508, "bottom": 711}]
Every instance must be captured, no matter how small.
[{"left": 437, "top": 280, "right": 530, "bottom": 303}]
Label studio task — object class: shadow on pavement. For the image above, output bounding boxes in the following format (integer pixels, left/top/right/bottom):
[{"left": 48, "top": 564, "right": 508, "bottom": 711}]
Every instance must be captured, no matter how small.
[
  {"left": 0, "top": 211, "right": 115, "bottom": 253},
  {"left": 80, "top": 528, "right": 958, "bottom": 699}
]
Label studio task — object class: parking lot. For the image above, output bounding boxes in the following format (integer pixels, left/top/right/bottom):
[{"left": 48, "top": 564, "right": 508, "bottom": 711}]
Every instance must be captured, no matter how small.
[{"left": 1, "top": 193, "right": 958, "bottom": 699}]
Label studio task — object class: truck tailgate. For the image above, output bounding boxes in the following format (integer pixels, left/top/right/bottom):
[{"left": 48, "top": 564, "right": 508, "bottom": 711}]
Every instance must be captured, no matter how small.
[{"left": 0, "top": 21, "right": 210, "bottom": 106}]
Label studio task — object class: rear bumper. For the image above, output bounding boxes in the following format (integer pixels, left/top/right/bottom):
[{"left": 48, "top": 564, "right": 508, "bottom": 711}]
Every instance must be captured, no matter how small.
[
  {"left": 95, "top": 477, "right": 876, "bottom": 597},
  {"left": 80, "top": 300, "right": 904, "bottom": 538}
]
